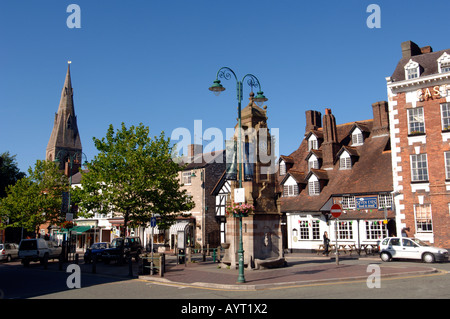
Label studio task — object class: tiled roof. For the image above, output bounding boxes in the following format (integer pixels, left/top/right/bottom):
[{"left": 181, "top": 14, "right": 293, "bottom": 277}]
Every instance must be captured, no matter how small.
[
  {"left": 391, "top": 48, "right": 450, "bottom": 82},
  {"left": 279, "top": 118, "right": 392, "bottom": 213},
  {"left": 179, "top": 150, "right": 226, "bottom": 170}
]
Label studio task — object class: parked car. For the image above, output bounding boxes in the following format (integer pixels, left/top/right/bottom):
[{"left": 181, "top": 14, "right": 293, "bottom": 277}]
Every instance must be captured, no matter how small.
[
  {"left": 18, "top": 238, "right": 62, "bottom": 267},
  {"left": 379, "top": 237, "right": 448, "bottom": 263},
  {"left": 102, "top": 237, "right": 143, "bottom": 264},
  {"left": 0, "top": 243, "right": 19, "bottom": 262},
  {"left": 84, "top": 242, "right": 110, "bottom": 263}
]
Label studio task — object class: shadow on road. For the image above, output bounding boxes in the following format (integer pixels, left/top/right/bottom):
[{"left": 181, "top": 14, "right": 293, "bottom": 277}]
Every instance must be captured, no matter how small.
[{"left": 0, "top": 259, "right": 139, "bottom": 299}]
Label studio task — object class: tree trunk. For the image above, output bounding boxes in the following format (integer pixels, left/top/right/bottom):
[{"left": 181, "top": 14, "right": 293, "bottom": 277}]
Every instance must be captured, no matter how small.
[{"left": 120, "top": 209, "right": 129, "bottom": 265}]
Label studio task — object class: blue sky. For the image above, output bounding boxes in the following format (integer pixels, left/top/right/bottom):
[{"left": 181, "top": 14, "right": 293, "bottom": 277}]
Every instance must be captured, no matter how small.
[{"left": 1, "top": 0, "right": 449, "bottom": 173}]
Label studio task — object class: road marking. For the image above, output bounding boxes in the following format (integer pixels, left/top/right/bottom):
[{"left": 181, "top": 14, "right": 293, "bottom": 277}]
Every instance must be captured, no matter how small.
[{"left": 134, "top": 268, "right": 449, "bottom": 292}]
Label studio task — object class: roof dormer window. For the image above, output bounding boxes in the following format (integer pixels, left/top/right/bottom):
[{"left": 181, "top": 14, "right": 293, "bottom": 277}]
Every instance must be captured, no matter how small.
[
  {"left": 308, "top": 154, "right": 319, "bottom": 171},
  {"left": 438, "top": 52, "right": 450, "bottom": 74},
  {"left": 351, "top": 128, "right": 364, "bottom": 146},
  {"left": 308, "top": 135, "right": 318, "bottom": 151},
  {"left": 279, "top": 160, "right": 286, "bottom": 176},
  {"left": 282, "top": 175, "right": 299, "bottom": 197},
  {"left": 339, "top": 152, "right": 352, "bottom": 170},
  {"left": 404, "top": 59, "right": 420, "bottom": 79},
  {"left": 308, "top": 175, "right": 320, "bottom": 196}
]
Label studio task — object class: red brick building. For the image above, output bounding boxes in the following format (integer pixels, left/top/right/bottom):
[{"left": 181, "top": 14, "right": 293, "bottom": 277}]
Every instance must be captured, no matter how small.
[{"left": 387, "top": 41, "right": 450, "bottom": 248}]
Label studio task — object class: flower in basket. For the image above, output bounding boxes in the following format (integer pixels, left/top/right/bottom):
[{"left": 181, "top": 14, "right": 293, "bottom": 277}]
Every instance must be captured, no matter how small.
[
  {"left": 226, "top": 202, "right": 254, "bottom": 217},
  {"left": 61, "top": 220, "right": 76, "bottom": 229}
]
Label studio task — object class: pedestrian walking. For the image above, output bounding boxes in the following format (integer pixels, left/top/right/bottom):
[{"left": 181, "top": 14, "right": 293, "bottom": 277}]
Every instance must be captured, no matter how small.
[{"left": 323, "top": 231, "right": 330, "bottom": 256}]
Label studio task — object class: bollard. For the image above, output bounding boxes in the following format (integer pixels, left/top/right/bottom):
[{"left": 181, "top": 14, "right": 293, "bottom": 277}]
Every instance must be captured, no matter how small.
[
  {"left": 59, "top": 256, "right": 63, "bottom": 271},
  {"left": 75, "top": 253, "right": 79, "bottom": 265},
  {"left": 160, "top": 253, "right": 165, "bottom": 277},
  {"left": 212, "top": 248, "right": 216, "bottom": 263}
]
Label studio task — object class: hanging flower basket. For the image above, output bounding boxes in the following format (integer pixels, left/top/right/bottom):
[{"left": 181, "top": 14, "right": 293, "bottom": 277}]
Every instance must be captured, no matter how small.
[
  {"left": 226, "top": 202, "right": 254, "bottom": 218},
  {"left": 61, "top": 220, "right": 76, "bottom": 229}
]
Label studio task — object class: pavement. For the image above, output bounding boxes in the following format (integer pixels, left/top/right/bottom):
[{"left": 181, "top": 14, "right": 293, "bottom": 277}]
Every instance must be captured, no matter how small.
[
  {"left": 36, "top": 250, "right": 439, "bottom": 290},
  {"left": 136, "top": 253, "right": 440, "bottom": 290}
]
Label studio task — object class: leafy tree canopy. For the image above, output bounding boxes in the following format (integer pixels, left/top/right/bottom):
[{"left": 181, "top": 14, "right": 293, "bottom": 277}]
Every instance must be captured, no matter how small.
[
  {"left": 0, "top": 151, "right": 26, "bottom": 198},
  {"left": 0, "top": 160, "right": 68, "bottom": 233},
  {"left": 72, "top": 123, "right": 194, "bottom": 235}
]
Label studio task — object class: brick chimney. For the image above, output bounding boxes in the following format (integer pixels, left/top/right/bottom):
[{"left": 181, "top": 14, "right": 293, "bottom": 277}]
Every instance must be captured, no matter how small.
[
  {"left": 305, "top": 110, "right": 322, "bottom": 134},
  {"left": 322, "top": 108, "right": 340, "bottom": 169},
  {"left": 371, "top": 101, "right": 389, "bottom": 136},
  {"left": 401, "top": 40, "right": 422, "bottom": 59},
  {"left": 420, "top": 46, "right": 433, "bottom": 54},
  {"left": 188, "top": 144, "right": 203, "bottom": 157}
]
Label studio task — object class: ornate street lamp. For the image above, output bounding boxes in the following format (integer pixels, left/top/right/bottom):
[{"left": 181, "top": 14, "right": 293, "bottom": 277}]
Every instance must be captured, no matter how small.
[{"left": 209, "top": 67, "right": 268, "bottom": 283}]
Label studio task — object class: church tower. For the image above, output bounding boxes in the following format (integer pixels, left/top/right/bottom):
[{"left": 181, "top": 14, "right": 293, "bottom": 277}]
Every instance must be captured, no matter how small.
[{"left": 46, "top": 62, "right": 82, "bottom": 176}]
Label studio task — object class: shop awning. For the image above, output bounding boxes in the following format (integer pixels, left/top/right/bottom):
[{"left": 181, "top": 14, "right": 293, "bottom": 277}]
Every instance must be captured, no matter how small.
[
  {"left": 169, "top": 221, "right": 189, "bottom": 235},
  {"left": 60, "top": 226, "right": 92, "bottom": 234}
]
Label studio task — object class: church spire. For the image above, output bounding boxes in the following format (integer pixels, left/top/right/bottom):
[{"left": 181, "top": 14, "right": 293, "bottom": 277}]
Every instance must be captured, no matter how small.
[{"left": 46, "top": 62, "right": 82, "bottom": 174}]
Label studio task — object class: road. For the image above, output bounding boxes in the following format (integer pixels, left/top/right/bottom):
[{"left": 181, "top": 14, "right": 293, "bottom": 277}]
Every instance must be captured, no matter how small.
[{"left": 1, "top": 258, "right": 449, "bottom": 304}]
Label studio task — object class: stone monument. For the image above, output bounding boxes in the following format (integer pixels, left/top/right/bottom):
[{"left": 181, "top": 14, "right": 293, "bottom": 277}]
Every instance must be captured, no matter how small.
[{"left": 221, "top": 93, "right": 284, "bottom": 270}]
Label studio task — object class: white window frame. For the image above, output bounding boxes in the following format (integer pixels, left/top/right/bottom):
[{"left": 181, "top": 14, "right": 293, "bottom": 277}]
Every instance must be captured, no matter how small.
[
  {"left": 308, "top": 154, "right": 319, "bottom": 171},
  {"left": 365, "top": 220, "right": 387, "bottom": 240},
  {"left": 298, "top": 220, "right": 310, "bottom": 240},
  {"left": 283, "top": 184, "right": 299, "bottom": 197},
  {"left": 182, "top": 171, "right": 192, "bottom": 185},
  {"left": 411, "top": 154, "right": 429, "bottom": 182},
  {"left": 308, "top": 135, "right": 318, "bottom": 151},
  {"left": 445, "top": 151, "right": 450, "bottom": 180},
  {"left": 407, "top": 107, "right": 425, "bottom": 135},
  {"left": 297, "top": 219, "right": 321, "bottom": 241},
  {"left": 337, "top": 221, "right": 353, "bottom": 240},
  {"left": 279, "top": 160, "right": 286, "bottom": 176},
  {"left": 351, "top": 128, "right": 364, "bottom": 146},
  {"left": 378, "top": 193, "right": 393, "bottom": 209},
  {"left": 341, "top": 196, "right": 356, "bottom": 209},
  {"left": 282, "top": 176, "right": 298, "bottom": 197},
  {"left": 441, "top": 103, "right": 450, "bottom": 131},
  {"left": 437, "top": 52, "right": 450, "bottom": 74},
  {"left": 308, "top": 175, "right": 320, "bottom": 196},
  {"left": 404, "top": 59, "right": 420, "bottom": 79},
  {"left": 339, "top": 152, "right": 352, "bottom": 170},
  {"left": 414, "top": 204, "right": 433, "bottom": 233}
]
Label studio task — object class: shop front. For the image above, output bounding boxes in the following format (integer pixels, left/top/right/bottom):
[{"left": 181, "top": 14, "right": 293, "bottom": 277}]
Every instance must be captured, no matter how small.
[{"left": 287, "top": 209, "right": 396, "bottom": 253}]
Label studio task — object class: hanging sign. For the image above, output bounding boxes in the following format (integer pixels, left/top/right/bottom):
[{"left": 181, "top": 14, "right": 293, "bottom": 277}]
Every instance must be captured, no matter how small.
[
  {"left": 234, "top": 188, "right": 245, "bottom": 203},
  {"left": 356, "top": 196, "right": 378, "bottom": 209}
]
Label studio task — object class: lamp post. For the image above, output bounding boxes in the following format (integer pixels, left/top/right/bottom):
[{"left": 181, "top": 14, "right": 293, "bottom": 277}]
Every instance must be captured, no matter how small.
[
  {"left": 209, "top": 67, "right": 268, "bottom": 283},
  {"left": 54, "top": 150, "right": 88, "bottom": 260},
  {"left": 54, "top": 150, "right": 88, "bottom": 219}
]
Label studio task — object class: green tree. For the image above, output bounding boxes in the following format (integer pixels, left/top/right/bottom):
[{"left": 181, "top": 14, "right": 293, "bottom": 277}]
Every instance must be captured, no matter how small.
[
  {"left": 0, "top": 160, "right": 69, "bottom": 235},
  {"left": 72, "top": 123, "right": 194, "bottom": 236},
  {"left": 0, "top": 152, "right": 26, "bottom": 198}
]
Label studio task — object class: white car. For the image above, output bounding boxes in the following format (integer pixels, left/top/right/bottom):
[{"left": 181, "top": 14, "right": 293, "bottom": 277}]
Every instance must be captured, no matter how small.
[
  {"left": 379, "top": 237, "right": 448, "bottom": 263},
  {"left": 0, "top": 243, "right": 19, "bottom": 262},
  {"left": 18, "top": 238, "right": 61, "bottom": 266}
]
